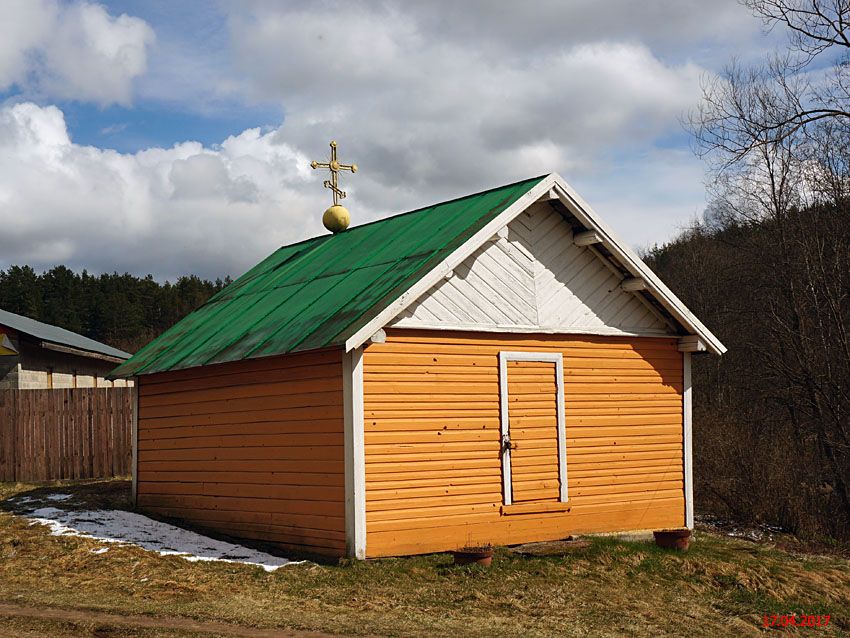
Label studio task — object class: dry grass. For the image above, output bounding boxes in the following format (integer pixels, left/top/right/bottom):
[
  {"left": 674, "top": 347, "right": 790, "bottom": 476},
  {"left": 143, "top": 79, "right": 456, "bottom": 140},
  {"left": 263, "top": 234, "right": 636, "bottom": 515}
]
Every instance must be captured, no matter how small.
[{"left": 1, "top": 479, "right": 848, "bottom": 637}]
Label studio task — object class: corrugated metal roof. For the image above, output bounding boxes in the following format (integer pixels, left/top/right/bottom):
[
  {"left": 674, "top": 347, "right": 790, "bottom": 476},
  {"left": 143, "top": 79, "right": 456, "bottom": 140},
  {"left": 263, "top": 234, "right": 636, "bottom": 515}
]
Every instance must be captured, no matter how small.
[
  {"left": 111, "top": 175, "right": 546, "bottom": 377},
  {"left": 0, "top": 308, "right": 131, "bottom": 360}
]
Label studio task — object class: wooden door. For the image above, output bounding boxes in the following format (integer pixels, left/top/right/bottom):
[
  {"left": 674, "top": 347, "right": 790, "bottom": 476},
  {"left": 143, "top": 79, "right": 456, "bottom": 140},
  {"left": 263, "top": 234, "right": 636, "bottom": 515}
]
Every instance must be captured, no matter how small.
[{"left": 499, "top": 352, "right": 567, "bottom": 505}]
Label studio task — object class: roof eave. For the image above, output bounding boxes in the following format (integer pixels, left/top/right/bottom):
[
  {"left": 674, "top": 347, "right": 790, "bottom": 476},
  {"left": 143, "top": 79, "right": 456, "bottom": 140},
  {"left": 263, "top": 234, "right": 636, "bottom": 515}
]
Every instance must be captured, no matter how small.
[{"left": 549, "top": 176, "right": 726, "bottom": 355}]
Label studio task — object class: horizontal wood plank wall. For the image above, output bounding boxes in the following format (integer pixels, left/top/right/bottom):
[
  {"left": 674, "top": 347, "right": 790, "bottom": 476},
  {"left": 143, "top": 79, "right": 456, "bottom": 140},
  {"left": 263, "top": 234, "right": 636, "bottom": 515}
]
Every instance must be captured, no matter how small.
[
  {"left": 363, "top": 330, "right": 684, "bottom": 557},
  {"left": 136, "top": 348, "right": 345, "bottom": 557}
]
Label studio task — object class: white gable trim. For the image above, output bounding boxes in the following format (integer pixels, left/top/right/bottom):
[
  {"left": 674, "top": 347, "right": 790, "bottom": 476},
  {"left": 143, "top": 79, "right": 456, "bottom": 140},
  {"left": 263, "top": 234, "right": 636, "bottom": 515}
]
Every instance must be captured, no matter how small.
[
  {"left": 550, "top": 178, "right": 726, "bottom": 355},
  {"left": 346, "top": 174, "right": 726, "bottom": 355}
]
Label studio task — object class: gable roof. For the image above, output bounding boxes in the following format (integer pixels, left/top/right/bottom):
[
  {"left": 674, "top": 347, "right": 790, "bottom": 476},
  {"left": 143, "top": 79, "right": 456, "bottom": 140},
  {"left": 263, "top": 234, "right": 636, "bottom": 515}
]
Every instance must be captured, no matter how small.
[
  {"left": 111, "top": 175, "right": 547, "bottom": 377},
  {"left": 112, "top": 173, "right": 724, "bottom": 378},
  {"left": 0, "top": 308, "right": 131, "bottom": 361}
]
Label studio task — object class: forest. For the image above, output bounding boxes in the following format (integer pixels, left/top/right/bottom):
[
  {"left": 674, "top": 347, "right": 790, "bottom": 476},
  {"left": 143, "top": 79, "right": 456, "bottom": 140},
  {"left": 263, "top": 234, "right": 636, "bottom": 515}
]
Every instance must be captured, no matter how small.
[
  {"left": 0, "top": 265, "right": 230, "bottom": 354},
  {"left": 645, "top": 201, "right": 850, "bottom": 541}
]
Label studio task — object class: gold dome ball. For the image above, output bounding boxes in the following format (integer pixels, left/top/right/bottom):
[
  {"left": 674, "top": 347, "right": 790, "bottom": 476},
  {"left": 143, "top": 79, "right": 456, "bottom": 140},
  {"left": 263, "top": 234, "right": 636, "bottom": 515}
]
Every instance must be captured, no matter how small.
[{"left": 323, "top": 204, "right": 350, "bottom": 233}]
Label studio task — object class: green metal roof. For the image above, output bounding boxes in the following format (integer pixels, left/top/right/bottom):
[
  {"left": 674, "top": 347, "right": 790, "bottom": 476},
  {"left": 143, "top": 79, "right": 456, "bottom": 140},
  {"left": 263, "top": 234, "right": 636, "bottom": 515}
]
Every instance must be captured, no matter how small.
[{"left": 111, "top": 175, "right": 545, "bottom": 377}]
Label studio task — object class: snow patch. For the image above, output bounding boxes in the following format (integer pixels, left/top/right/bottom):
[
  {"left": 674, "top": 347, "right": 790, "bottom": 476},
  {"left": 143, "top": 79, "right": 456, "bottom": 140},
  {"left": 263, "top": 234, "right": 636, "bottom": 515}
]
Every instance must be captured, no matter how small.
[
  {"left": 46, "top": 494, "right": 73, "bottom": 502},
  {"left": 26, "top": 505, "right": 301, "bottom": 572}
]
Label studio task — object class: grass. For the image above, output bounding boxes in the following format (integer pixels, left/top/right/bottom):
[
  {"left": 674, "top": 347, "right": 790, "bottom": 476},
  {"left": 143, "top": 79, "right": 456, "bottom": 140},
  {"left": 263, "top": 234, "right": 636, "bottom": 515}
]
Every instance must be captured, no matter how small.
[{"left": 1, "top": 479, "right": 848, "bottom": 637}]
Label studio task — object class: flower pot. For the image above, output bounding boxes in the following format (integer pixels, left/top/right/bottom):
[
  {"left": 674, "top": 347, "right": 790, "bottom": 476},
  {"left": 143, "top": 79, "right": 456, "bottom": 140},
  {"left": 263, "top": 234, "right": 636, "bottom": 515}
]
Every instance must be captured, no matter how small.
[
  {"left": 452, "top": 546, "right": 494, "bottom": 566},
  {"left": 653, "top": 529, "right": 691, "bottom": 551}
]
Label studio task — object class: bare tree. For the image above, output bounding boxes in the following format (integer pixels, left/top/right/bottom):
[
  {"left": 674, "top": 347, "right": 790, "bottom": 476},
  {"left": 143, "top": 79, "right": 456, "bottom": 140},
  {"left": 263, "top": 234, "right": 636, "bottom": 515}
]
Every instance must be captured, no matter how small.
[
  {"left": 694, "top": 1, "right": 850, "bottom": 157},
  {"left": 680, "top": 0, "right": 850, "bottom": 538}
]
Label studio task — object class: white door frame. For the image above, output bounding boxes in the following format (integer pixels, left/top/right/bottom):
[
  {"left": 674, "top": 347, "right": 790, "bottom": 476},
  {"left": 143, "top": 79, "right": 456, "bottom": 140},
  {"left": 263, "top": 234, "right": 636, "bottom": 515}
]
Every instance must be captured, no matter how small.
[{"left": 498, "top": 351, "right": 568, "bottom": 506}]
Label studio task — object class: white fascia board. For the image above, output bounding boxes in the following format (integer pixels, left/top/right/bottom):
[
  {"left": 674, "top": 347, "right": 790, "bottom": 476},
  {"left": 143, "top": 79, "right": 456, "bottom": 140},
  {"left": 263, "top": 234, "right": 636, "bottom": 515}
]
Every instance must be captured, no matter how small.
[
  {"left": 345, "top": 174, "right": 559, "bottom": 351},
  {"left": 550, "top": 176, "right": 727, "bottom": 355}
]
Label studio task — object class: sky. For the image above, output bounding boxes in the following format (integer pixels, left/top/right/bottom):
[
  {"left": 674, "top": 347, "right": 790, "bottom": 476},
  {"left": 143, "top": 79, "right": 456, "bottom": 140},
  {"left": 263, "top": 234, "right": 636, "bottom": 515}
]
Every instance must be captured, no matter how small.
[{"left": 0, "top": 0, "right": 780, "bottom": 281}]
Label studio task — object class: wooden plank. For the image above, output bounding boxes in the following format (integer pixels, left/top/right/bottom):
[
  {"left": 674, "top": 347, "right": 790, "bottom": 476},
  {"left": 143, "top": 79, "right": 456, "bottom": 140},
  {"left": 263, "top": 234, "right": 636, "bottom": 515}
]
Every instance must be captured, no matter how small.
[
  {"left": 137, "top": 432, "right": 343, "bottom": 451},
  {"left": 138, "top": 420, "right": 345, "bottom": 440},
  {"left": 138, "top": 470, "right": 345, "bottom": 486},
  {"left": 140, "top": 405, "right": 343, "bottom": 428},
  {"left": 139, "top": 376, "right": 343, "bottom": 408},
  {"left": 139, "top": 390, "right": 343, "bottom": 420},
  {"left": 138, "top": 445, "right": 344, "bottom": 463},
  {"left": 141, "top": 363, "right": 343, "bottom": 397},
  {"left": 139, "top": 457, "right": 344, "bottom": 473},
  {"left": 138, "top": 493, "right": 344, "bottom": 518},
  {"left": 139, "top": 501, "right": 345, "bottom": 534},
  {"left": 137, "top": 481, "right": 344, "bottom": 502},
  {"left": 140, "top": 348, "right": 342, "bottom": 387}
]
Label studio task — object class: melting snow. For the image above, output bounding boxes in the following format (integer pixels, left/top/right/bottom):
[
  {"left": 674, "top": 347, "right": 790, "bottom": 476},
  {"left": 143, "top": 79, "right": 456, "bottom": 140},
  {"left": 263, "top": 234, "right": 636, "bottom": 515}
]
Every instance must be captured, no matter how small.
[
  {"left": 25, "top": 505, "right": 301, "bottom": 572},
  {"left": 46, "top": 494, "right": 73, "bottom": 502}
]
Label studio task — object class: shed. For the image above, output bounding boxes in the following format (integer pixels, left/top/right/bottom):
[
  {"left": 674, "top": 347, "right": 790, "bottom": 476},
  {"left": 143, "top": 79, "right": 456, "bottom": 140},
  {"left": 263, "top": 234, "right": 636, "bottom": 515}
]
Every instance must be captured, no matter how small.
[
  {"left": 0, "top": 308, "right": 132, "bottom": 390},
  {"left": 111, "top": 173, "right": 725, "bottom": 559}
]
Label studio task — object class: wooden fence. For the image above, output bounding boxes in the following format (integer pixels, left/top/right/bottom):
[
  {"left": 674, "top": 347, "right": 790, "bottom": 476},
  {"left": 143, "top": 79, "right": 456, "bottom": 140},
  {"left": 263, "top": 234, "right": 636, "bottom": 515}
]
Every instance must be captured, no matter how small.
[{"left": 0, "top": 388, "right": 133, "bottom": 482}]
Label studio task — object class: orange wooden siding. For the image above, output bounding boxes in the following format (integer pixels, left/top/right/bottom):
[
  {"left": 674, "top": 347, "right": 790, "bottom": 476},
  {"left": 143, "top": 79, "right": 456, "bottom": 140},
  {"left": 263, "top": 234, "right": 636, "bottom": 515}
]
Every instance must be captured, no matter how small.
[
  {"left": 363, "top": 330, "right": 684, "bottom": 557},
  {"left": 505, "top": 360, "right": 561, "bottom": 503},
  {"left": 136, "top": 348, "right": 345, "bottom": 557}
]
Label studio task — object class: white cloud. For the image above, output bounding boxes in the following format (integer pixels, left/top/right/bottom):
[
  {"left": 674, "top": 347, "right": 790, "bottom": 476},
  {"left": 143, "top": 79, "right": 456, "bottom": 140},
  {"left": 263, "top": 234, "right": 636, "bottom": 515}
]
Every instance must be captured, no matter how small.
[
  {"left": 0, "top": 1, "right": 771, "bottom": 278},
  {"left": 0, "top": 99, "right": 706, "bottom": 281},
  {"left": 229, "top": 1, "right": 706, "bottom": 215},
  {"left": 0, "top": 102, "right": 326, "bottom": 279},
  {"left": 0, "top": 0, "right": 154, "bottom": 106}
]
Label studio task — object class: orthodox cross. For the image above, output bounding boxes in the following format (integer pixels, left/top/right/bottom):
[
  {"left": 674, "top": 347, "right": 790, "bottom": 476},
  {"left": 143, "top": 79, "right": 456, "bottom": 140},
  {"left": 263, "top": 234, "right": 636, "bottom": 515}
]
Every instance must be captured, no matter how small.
[{"left": 310, "top": 140, "right": 358, "bottom": 206}]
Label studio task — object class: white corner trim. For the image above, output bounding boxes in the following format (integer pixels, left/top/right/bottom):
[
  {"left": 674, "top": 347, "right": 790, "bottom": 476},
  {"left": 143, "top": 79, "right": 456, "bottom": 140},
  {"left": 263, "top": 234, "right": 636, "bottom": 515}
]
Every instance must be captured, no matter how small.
[
  {"left": 683, "top": 352, "right": 694, "bottom": 529},
  {"left": 343, "top": 347, "right": 366, "bottom": 559},
  {"left": 498, "top": 351, "right": 568, "bottom": 506},
  {"left": 344, "top": 175, "right": 559, "bottom": 351},
  {"left": 131, "top": 381, "right": 139, "bottom": 508}
]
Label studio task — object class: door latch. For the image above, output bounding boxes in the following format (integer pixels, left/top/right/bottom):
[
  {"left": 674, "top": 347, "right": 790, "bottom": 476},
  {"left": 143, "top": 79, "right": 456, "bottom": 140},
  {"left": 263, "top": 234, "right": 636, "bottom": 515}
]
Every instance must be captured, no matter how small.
[{"left": 501, "top": 433, "right": 517, "bottom": 453}]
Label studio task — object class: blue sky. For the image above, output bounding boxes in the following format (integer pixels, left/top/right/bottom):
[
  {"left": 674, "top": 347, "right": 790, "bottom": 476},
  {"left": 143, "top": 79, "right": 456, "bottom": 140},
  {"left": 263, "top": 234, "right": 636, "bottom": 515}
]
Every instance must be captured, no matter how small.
[{"left": 0, "top": 0, "right": 779, "bottom": 280}]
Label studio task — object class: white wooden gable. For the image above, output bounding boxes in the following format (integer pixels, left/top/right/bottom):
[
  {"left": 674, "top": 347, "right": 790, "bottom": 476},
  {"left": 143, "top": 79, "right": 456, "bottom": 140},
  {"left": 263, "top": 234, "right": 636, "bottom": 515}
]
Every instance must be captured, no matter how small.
[{"left": 390, "top": 201, "right": 672, "bottom": 336}]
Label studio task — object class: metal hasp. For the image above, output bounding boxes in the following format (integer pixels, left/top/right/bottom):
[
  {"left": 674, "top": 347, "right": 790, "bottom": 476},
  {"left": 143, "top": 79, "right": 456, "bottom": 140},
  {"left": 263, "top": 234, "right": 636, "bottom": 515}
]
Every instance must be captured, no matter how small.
[{"left": 311, "top": 140, "right": 358, "bottom": 233}]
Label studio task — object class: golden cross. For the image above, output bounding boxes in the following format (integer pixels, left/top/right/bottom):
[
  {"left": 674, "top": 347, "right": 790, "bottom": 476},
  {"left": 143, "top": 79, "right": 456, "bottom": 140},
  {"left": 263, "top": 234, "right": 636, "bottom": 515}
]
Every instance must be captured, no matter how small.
[{"left": 310, "top": 140, "right": 358, "bottom": 206}]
